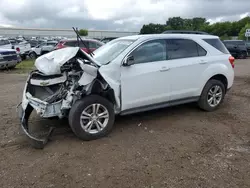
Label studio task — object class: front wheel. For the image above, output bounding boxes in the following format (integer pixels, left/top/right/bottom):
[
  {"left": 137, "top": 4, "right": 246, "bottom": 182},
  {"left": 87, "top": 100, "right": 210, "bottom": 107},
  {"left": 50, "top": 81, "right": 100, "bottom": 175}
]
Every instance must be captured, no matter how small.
[
  {"left": 68, "top": 95, "right": 115, "bottom": 141},
  {"left": 198, "top": 79, "right": 225, "bottom": 111}
]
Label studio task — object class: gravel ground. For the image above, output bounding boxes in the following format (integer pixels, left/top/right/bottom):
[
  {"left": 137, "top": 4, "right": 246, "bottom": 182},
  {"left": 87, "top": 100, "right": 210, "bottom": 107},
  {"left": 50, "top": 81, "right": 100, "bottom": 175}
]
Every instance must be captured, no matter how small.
[{"left": 0, "top": 59, "right": 250, "bottom": 188}]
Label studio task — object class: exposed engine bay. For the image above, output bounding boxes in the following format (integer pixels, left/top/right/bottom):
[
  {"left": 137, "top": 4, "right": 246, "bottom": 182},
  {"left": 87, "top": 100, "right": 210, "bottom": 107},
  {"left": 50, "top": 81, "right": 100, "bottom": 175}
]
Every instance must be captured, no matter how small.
[{"left": 17, "top": 47, "right": 117, "bottom": 148}]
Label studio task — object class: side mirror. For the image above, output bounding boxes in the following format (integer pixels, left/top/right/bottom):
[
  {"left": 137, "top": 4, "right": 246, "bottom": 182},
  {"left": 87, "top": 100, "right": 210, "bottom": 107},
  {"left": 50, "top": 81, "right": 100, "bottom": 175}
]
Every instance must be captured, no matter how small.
[{"left": 123, "top": 55, "right": 134, "bottom": 66}]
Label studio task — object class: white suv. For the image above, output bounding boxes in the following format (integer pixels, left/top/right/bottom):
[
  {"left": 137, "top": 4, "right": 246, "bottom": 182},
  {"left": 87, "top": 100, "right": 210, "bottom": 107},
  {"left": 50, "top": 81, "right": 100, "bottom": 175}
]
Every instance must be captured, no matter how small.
[{"left": 18, "top": 33, "right": 234, "bottom": 148}]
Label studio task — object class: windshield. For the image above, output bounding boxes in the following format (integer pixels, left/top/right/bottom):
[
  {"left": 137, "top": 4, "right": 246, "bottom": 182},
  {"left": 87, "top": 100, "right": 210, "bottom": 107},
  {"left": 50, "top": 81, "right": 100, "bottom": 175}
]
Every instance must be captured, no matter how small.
[{"left": 93, "top": 39, "right": 135, "bottom": 65}]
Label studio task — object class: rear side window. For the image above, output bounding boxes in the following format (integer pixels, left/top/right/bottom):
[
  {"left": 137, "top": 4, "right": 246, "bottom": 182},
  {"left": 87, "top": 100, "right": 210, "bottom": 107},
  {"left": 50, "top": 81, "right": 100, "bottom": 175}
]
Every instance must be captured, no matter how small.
[
  {"left": 197, "top": 45, "right": 207, "bottom": 56},
  {"left": 203, "top": 39, "right": 229, "bottom": 54},
  {"left": 65, "top": 41, "right": 77, "bottom": 47},
  {"left": 166, "top": 39, "right": 206, "bottom": 59}
]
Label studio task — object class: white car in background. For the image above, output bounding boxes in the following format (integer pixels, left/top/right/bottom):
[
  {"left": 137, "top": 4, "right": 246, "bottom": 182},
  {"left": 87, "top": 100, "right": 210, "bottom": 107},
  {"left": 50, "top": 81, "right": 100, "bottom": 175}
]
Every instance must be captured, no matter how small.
[
  {"left": 18, "top": 32, "right": 234, "bottom": 149},
  {"left": 1, "top": 38, "right": 31, "bottom": 60},
  {"left": 28, "top": 41, "right": 58, "bottom": 59}
]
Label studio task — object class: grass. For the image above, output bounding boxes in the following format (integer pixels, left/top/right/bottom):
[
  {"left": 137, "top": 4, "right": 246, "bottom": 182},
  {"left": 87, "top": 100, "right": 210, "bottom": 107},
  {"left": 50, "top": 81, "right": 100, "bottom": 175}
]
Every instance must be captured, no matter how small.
[{"left": 13, "top": 59, "right": 35, "bottom": 73}]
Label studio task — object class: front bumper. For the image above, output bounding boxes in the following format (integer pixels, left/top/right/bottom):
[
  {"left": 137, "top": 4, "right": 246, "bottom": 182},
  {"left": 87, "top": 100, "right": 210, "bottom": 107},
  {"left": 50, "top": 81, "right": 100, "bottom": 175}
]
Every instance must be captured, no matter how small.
[
  {"left": 0, "top": 59, "right": 18, "bottom": 69},
  {"left": 17, "top": 75, "right": 60, "bottom": 149},
  {"left": 17, "top": 103, "right": 55, "bottom": 149}
]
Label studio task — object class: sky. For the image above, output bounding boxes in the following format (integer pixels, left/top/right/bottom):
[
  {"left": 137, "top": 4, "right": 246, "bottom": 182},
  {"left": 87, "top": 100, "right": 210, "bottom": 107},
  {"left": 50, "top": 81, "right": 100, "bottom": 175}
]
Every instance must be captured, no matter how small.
[{"left": 0, "top": 0, "right": 249, "bottom": 31}]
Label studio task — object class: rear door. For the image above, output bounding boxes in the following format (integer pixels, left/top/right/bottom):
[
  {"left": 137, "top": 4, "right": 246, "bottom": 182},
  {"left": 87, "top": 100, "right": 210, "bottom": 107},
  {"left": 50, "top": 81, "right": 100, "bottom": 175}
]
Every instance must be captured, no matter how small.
[{"left": 165, "top": 38, "right": 209, "bottom": 101}]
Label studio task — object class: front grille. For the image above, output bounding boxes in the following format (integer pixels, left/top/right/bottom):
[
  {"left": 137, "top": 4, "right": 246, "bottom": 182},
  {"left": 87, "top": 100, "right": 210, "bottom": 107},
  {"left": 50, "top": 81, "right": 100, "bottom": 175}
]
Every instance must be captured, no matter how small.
[{"left": 0, "top": 51, "right": 16, "bottom": 55}]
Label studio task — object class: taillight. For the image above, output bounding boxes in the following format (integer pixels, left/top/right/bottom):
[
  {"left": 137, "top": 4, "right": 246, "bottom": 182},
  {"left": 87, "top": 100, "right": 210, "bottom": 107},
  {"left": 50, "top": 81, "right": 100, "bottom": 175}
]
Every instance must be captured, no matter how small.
[
  {"left": 229, "top": 56, "right": 235, "bottom": 68},
  {"left": 16, "top": 47, "right": 20, "bottom": 52}
]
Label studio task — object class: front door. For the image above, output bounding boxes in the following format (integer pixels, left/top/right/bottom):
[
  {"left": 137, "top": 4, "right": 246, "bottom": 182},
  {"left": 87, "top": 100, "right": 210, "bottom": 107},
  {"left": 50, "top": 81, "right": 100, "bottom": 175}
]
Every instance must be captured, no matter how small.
[{"left": 121, "top": 39, "right": 171, "bottom": 111}]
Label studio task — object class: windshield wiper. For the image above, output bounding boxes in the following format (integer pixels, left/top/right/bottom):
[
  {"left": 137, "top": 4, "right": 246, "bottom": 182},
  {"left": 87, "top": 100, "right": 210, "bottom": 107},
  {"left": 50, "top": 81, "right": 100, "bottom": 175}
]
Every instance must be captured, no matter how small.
[{"left": 72, "top": 27, "right": 94, "bottom": 57}]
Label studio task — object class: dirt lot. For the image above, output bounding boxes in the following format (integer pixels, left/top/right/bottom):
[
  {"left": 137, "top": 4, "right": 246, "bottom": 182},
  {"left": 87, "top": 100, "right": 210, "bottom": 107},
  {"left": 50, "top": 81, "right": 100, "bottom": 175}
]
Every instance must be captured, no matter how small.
[{"left": 0, "top": 59, "right": 250, "bottom": 188}]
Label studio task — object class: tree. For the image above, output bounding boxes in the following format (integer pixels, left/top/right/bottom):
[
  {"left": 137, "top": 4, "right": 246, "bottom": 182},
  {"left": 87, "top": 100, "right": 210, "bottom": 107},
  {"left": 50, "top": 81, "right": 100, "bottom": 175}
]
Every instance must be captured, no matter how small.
[
  {"left": 192, "top": 17, "right": 208, "bottom": 30},
  {"left": 140, "top": 23, "right": 169, "bottom": 34},
  {"left": 139, "top": 16, "right": 250, "bottom": 38},
  {"left": 79, "top": 29, "right": 88, "bottom": 36},
  {"left": 166, "top": 17, "right": 185, "bottom": 30},
  {"left": 239, "top": 23, "right": 250, "bottom": 40}
]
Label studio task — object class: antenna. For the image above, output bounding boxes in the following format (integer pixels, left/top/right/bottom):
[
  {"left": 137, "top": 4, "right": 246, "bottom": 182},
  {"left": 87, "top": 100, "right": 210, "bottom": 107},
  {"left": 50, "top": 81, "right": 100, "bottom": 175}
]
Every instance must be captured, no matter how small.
[{"left": 72, "top": 27, "right": 94, "bottom": 57}]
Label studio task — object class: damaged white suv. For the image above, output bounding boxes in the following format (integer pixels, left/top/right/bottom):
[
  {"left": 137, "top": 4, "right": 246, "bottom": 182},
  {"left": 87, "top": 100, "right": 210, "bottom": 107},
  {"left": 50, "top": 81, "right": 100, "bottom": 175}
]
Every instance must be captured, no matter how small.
[{"left": 18, "top": 33, "right": 234, "bottom": 148}]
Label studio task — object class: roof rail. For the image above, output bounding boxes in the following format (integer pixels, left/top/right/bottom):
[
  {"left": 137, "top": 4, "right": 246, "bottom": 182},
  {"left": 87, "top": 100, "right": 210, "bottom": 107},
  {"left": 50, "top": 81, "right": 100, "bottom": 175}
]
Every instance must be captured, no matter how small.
[{"left": 162, "top": 30, "right": 209, "bottom": 35}]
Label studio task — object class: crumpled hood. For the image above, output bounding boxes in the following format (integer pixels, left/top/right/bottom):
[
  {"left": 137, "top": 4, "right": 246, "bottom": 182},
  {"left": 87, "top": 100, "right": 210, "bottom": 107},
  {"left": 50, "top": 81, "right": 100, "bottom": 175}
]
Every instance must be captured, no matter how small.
[{"left": 35, "top": 47, "right": 80, "bottom": 75}]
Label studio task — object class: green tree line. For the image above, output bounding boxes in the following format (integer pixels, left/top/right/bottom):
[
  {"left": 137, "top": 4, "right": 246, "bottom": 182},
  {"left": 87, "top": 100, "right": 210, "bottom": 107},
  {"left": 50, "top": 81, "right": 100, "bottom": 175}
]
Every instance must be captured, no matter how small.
[{"left": 140, "top": 16, "right": 250, "bottom": 40}]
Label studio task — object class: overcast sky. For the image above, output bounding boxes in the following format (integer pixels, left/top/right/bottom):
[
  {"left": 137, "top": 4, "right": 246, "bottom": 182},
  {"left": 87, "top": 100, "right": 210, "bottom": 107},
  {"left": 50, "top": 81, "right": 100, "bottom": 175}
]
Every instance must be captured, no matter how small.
[{"left": 0, "top": 0, "right": 249, "bottom": 31}]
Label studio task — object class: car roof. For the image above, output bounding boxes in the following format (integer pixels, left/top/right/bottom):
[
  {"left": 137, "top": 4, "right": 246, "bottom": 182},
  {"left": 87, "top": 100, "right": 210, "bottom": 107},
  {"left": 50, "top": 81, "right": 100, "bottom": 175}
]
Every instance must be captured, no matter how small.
[
  {"left": 119, "top": 34, "right": 218, "bottom": 41},
  {"left": 223, "top": 40, "right": 244, "bottom": 42},
  {"left": 61, "top": 38, "right": 101, "bottom": 42}
]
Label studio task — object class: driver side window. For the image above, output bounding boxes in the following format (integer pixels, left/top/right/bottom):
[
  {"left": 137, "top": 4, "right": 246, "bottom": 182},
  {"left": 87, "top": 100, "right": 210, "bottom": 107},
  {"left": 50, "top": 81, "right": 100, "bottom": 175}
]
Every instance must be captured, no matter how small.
[{"left": 130, "top": 40, "right": 166, "bottom": 64}]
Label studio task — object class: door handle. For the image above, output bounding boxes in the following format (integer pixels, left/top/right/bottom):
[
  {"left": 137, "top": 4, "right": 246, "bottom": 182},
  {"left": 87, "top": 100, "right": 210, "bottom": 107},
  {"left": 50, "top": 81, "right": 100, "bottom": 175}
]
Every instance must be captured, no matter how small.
[
  {"left": 199, "top": 60, "right": 208, "bottom": 65},
  {"left": 160, "top": 67, "right": 170, "bottom": 72}
]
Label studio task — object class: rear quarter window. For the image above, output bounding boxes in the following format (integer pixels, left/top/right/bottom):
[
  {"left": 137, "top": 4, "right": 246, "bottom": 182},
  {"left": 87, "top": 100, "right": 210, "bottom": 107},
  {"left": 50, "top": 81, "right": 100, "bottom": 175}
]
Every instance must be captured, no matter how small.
[{"left": 203, "top": 38, "right": 229, "bottom": 54}]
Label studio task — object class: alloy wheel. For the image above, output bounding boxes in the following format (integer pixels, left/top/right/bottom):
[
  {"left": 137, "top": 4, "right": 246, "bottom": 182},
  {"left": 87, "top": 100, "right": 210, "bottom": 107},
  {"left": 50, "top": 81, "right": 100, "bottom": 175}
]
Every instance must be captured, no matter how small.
[
  {"left": 80, "top": 104, "right": 109, "bottom": 134},
  {"left": 207, "top": 85, "right": 223, "bottom": 107}
]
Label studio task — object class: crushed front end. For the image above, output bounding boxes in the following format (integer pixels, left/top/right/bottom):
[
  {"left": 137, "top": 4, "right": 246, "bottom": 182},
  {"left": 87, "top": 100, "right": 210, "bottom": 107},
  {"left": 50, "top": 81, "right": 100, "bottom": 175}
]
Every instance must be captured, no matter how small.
[
  {"left": 17, "top": 47, "right": 100, "bottom": 148},
  {"left": 17, "top": 70, "right": 75, "bottom": 148}
]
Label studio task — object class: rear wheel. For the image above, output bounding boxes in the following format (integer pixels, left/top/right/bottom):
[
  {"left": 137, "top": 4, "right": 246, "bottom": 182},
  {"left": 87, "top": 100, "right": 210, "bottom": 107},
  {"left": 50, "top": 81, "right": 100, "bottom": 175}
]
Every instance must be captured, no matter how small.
[
  {"left": 68, "top": 95, "right": 115, "bottom": 141},
  {"left": 198, "top": 79, "right": 225, "bottom": 111},
  {"left": 29, "top": 52, "right": 37, "bottom": 59}
]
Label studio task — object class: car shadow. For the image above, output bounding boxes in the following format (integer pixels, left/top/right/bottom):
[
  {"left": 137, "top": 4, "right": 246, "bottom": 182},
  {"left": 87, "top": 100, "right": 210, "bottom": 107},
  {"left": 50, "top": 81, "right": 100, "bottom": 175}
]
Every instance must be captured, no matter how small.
[{"left": 26, "top": 102, "right": 201, "bottom": 144}]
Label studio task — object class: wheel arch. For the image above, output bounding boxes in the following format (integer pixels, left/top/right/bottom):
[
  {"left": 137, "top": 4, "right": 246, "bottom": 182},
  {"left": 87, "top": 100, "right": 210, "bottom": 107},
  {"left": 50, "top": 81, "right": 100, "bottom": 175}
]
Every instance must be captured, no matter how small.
[
  {"left": 85, "top": 79, "right": 117, "bottom": 107},
  {"left": 199, "top": 72, "right": 229, "bottom": 96},
  {"left": 208, "top": 74, "right": 228, "bottom": 91}
]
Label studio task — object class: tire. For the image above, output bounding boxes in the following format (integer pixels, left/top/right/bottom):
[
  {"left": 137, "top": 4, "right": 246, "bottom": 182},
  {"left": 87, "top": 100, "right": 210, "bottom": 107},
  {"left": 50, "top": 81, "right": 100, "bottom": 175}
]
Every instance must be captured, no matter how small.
[
  {"left": 68, "top": 95, "right": 115, "bottom": 141},
  {"left": 8, "top": 65, "right": 16, "bottom": 69},
  {"left": 239, "top": 52, "right": 247, "bottom": 59},
  {"left": 20, "top": 55, "right": 27, "bottom": 61},
  {"left": 198, "top": 79, "right": 225, "bottom": 112},
  {"left": 29, "top": 52, "right": 37, "bottom": 59}
]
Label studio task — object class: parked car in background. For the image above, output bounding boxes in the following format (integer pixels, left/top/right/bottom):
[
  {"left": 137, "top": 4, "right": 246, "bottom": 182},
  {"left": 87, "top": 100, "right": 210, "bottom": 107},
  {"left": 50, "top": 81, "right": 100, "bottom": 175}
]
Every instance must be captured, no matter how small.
[
  {"left": 101, "top": 37, "right": 117, "bottom": 43},
  {"left": 1, "top": 39, "right": 31, "bottom": 60},
  {"left": 15, "top": 41, "right": 31, "bottom": 60},
  {"left": 223, "top": 40, "right": 248, "bottom": 59},
  {"left": 0, "top": 48, "right": 19, "bottom": 69},
  {"left": 245, "top": 41, "right": 250, "bottom": 55},
  {"left": 0, "top": 38, "right": 12, "bottom": 49},
  {"left": 29, "top": 41, "right": 58, "bottom": 59},
  {"left": 55, "top": 38, "right": 104, "bottom": 54},
  {"left": 28, "top": 40, "right": 40, "bottom": 48}
]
